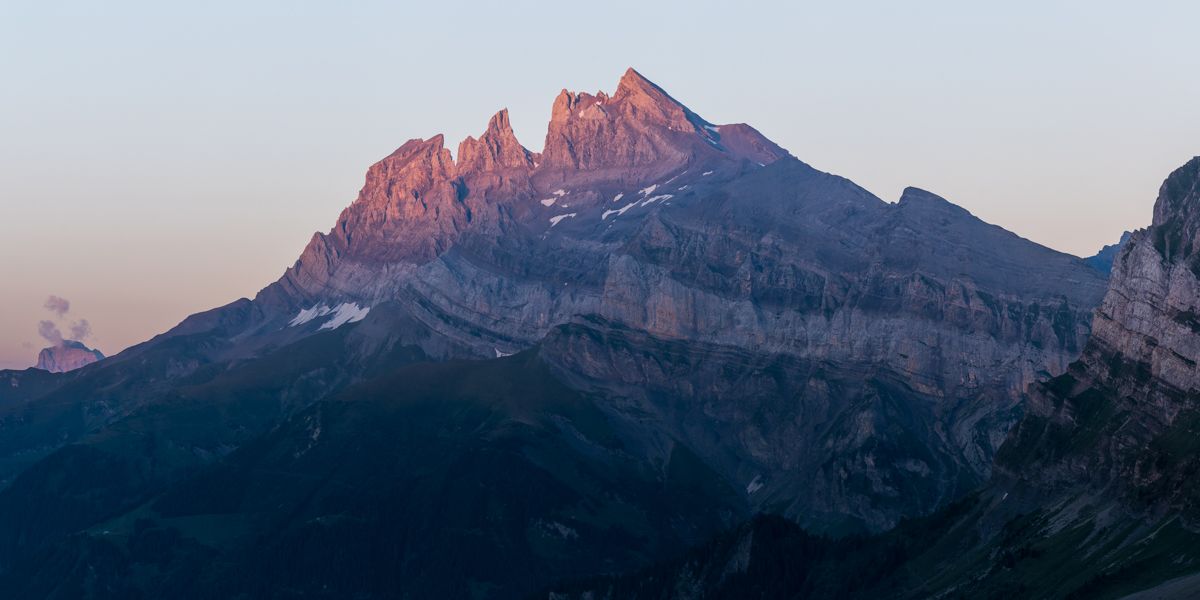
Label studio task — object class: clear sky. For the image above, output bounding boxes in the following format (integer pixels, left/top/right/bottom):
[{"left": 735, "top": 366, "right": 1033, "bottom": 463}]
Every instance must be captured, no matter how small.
[{"left": 2, "top": 0, "right": 1198, "bottom": 369}]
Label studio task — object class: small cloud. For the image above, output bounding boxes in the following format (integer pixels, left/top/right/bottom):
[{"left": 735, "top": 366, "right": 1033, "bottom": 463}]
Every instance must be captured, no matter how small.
[
  {"left": 38, "top": 320, "right": 63, "bottom": 346},
  {"left": 44, "top": 295, "right": 70, "bottom": 317},
  {"left": 37, "top": 294, "right": 97, "bottom": 346},
  {"left": 69, "top": 319, "right": 91, "bottom": 341}
]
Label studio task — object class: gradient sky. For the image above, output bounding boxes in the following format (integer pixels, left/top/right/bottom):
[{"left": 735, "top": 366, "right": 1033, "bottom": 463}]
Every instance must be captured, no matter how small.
[{"left": 2, "top": 1, "right": 1198, "bottom": 369}]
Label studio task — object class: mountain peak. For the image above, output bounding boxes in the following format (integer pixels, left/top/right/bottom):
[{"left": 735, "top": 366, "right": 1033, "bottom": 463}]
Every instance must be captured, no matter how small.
[
  {"left": 456, "top": 108, "right": 533, "bottom": 173},
  {"left": 35, "top": 340, "right": 103, "bottom": 373},
  {"left": 617, "top": 67, "right": 649, "bottom": 89},
  {"left": 614, "top": 68, "right": 677, "bottom": 105},
  {"left": 612, "top": 67, "right": 702, "bottom": 129},
  {"left": 540, "top": 67, "right": 777, "bottom": 173},
  {"left": 273, "top": 69, "right": 793, "bottom": 304},
  {"left": 896, "top": 187, "right": 966, "bottom": 213}
]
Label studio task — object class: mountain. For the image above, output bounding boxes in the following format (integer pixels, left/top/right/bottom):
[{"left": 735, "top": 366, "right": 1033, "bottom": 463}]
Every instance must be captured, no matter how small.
[
  {"left": 0, "top": 69, "right": 1112, "bottom": 598},
  {"left": 253, "top": 67, "right": 1107, "bottom": 534},
  {"left": 1085, "top": 231, "right": 1133, "bottom": 274},
  {"left": 34, "top": 340, "right": 103, "bottom": 373},
  {"left": 551, "top": 157, "right": 1200, "bottom": 599}
]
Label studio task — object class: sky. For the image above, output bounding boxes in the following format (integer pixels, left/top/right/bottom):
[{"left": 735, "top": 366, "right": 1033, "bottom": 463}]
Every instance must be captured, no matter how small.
[{"left": 1, "top": 1, "right": 1198, "bottom": 369}]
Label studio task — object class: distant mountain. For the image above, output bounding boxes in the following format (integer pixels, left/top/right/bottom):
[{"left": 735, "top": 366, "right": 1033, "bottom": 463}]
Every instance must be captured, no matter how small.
[
  {"left": 34, "top": 340, "right": 103, "bottom": 373},
  {"left": 1085, "top": 230, "right": 1133, "bottom": 273},
  {"left": 0, "top": 69, "right": 1116, "bottom": 598}
]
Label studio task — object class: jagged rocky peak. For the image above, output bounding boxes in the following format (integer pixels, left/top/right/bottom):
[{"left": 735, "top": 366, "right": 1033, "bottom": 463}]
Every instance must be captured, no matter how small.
[
  {"left": 455, "top": 108, "right": 534, "bottom": 173},
  {"left": 609, "top": 67, "right": 701, "bottom": 131},
  {"left": 353, "top": 134, "right": 457, "bottom": 215},
  {"left": 271, "top": 68, "right": 794, "bottom": 307},
  {"left": 541, "top": 67, "right": 788, "bottom": 173},
  {"left": 283, "top": 131, "right": 468, "bottom": 280},
  {"left": 35, "top": 340, "right": 103, "bottom": 373}
]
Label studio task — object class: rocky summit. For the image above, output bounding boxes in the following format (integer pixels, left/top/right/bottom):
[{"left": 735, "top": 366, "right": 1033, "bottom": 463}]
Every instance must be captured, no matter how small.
[
  {"left": 34, "top": 340, "right": 103, "bottom": 373},
  {"left": 0, "top": 69, "right": 1172, "bottom": 599}
]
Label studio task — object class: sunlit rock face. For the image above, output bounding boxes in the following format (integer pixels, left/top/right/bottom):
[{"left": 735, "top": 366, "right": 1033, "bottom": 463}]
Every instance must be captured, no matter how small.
[
  {"left": 35, "top": 340, "right": 103, "bottom": 373},
  {"left": 250, "top": 68, "right": 1107, "bottom": 533}
]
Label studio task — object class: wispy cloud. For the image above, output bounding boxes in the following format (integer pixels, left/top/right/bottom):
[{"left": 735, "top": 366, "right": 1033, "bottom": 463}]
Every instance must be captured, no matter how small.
[
  {"left": 36, "top": 295, "right": 95, "bottom": 346},
  {"left": 38, "top": 320, "right": 63, "bottom": 346},
  {"left": 43, "top": 295, "right": 70, "bottom": 318}
]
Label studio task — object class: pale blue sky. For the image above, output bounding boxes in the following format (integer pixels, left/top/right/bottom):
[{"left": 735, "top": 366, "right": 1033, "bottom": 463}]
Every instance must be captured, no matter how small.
[{"left": 2, "top": 0, "right": 1198, "bottom": 368}]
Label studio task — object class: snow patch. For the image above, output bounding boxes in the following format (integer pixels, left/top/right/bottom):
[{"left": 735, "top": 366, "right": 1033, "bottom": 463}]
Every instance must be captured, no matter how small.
[
  {"left": 640, "top": 194, "right": 673, "bottom": 207},
  {"left": 549, "top": 213, "right": 577, "bottom": 227},
  {"left": 702, "top": 170, "right": 714, "bottom": 176},
  {"left": 289, "top": 305, "right": 334, "bottom": 327},
  {"left": 746, "top": 475, "right": 764, "bottom": 495},
  {"left": 494, "top": 348, "right": 512, "bottom": 358},
  {"left": 318, "top": 303, "right": 371, "bottom": 330},
  {"left": 639, "top": 184, "right": 658, "bottom": 196},
  {"left": 602, "top": 202, "right": 638, "bottom": 220},
  {"left": 704, "top": 124, "right": 720, "bottom": 133},
  {"left": 540, "top": 198, "right": 557, "bottom": 207},
  {"left": 612, "top": 192, "right": 624, "bottom": 203},
  {"left": 553, "top": 189, "right": 568, "bottom": 196},
  {"left": 541, "top": 520, "right": 578, "bottom": 540}
]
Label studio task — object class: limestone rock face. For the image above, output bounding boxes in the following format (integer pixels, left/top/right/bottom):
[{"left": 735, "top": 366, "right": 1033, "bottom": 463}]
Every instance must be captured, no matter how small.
[
  {"left": 455, "top": 109, "right": 533, "bottom": 173},
  {"left": 267, "top": 68, "right": 789, "bottom": 314},
  {"left": 547, "top": 158, "right": 1200, "bottom": 600},
  {"left": 1000, "top": 157, "right": 1200, "bottom": 515},
  {"left": 35, "top": 341, "right": 103, "bottom": 373},
  {"left": 247, "top": 69, "right": 1108, "bottom": 532}
]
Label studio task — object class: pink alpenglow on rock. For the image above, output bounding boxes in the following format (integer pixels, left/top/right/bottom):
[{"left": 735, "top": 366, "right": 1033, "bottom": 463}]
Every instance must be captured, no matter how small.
[{"left": 35, "top": 340, "right": 104, "bottom": 373}]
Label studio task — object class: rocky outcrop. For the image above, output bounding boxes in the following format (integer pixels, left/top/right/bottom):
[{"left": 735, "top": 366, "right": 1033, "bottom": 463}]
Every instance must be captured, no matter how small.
[
  {"left": 35, "top": 341, "right": 102, "bottom": 373},
  {"left": 999, "top": 158, "right": 1200, "bottom": 510},
  {"left": 539, "top": 68, "right": 781, "bottom": 177},
  {"left": 455, "top": 108, "right": 533, "bottom": 173}
]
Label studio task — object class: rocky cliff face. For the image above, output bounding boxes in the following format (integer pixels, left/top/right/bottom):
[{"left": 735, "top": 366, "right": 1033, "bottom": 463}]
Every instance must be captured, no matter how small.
[
  {"left": 35, "top": 340, "right": 102, "bottom": 373},
  {"left": 0, "top": 69, "right": 1123, "bottom": 598},
  {"left": 999, "top": 158, "right": 1200, "bottom": 509},
  {"left": 549, "top": 157, "right": 1200, "bottom": 600},
  {"left": 265, "top": 68, "right": 786, "bottom": 309},
  {"left": 246, "top": 68, "right": 1108, "bottom": 532}
]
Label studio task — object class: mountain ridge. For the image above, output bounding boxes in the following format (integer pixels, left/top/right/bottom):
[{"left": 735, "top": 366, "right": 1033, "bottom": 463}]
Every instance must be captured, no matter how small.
[
  {"left": 0, "top": 69, "right": 1128, "bottom": 599},
  {"left": 550, "top": 156, "right": 1200, "bottom": 599}
]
